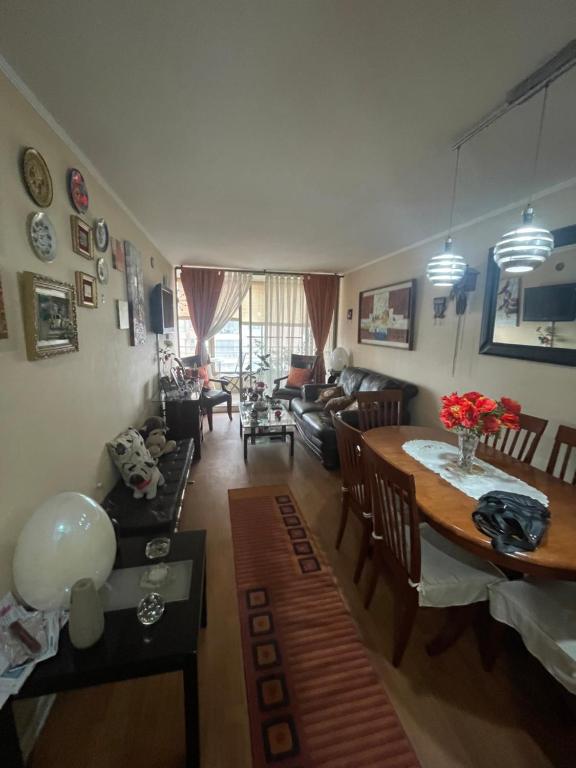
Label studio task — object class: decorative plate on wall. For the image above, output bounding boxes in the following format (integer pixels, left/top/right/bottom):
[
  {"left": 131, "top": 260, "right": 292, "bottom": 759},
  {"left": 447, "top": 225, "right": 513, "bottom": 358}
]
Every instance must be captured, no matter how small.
[
  {"left": 96, "top": 257, "right": 109, "bottom": 284},
  {"left": 94, "top": 218, "right": 109, "bottom": 252},
  {"left": 68, "top": 168, "right": 89, "bottom": 213},
  {"left": 27, "top": 212, "right": 57, "bottom": 262},
  {"left": 22, "top": 147, "right": 53, "bottom": 207}
]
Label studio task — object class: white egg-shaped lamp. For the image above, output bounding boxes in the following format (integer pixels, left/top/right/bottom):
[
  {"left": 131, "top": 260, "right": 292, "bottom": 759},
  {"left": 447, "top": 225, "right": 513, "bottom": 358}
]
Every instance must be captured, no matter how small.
[
  {"left": 330, "top": 347, "right": 349, "bottom": 372},
  {"left": 13, "top": 492, "right": 117, "bottom": 610}
]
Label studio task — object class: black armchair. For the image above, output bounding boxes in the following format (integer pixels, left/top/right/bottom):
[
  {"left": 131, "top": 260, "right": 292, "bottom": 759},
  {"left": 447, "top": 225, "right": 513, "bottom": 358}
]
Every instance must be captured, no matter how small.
[
  {"left": 272, "top": 354, "right": 318, "bottom": 407},
  {"left": 173, "top": 356, "right": 232, "bottom": 431}
]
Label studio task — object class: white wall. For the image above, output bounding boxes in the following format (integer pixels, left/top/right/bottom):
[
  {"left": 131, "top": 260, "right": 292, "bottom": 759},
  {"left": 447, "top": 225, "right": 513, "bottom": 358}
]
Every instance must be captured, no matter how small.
[
  {"left": 0, "top": 72, "right": 173, "bottom": 593},
  {"left": 338, "top": 182, "right": 576, "bottom": 470}
]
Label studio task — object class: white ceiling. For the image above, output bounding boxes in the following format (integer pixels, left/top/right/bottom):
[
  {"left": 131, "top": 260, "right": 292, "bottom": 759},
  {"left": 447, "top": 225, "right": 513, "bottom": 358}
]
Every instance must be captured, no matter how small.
[{"left": 1, "top": 1, "right": 575, "bottom": 271}]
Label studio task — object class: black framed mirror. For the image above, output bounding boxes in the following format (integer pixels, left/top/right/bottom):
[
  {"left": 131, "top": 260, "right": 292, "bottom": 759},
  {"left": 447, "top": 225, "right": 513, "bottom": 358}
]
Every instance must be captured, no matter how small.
[{"left": 480, "top": 224, "right": 576, "bottom": 366}]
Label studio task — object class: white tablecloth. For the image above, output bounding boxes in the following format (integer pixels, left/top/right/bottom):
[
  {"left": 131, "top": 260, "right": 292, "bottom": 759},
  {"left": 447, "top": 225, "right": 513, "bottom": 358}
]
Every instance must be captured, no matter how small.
[{"left": 402, "top": 440, "right": 548, "bottom": 506}]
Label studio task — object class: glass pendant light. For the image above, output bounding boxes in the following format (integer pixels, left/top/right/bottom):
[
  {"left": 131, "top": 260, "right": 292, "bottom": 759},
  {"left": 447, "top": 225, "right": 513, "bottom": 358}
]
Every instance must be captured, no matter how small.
[
  {"left": 426, "top": 146, "right": 467, "bottom": 287},
  {"left": 494, "top": 85, "right": 554, "bottom": 273}
]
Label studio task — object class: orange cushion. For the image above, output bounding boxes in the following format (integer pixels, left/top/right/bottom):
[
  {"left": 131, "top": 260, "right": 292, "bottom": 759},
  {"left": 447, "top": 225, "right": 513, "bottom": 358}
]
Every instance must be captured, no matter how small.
[{"left": 286, "top": 366, "right": 313, "bottom": 388}]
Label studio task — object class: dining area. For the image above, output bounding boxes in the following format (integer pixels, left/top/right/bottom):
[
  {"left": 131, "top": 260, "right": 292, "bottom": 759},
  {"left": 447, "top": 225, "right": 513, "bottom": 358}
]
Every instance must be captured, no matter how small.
[{"left": 332, "top": 389, "right": 576, "bottom": 702}]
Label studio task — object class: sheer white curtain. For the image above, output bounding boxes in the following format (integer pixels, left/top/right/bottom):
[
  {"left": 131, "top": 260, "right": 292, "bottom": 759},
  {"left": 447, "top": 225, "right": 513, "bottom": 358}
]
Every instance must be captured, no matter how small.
[
  {"left": 264, "top": 274, "right": 314, "bottom": 387},
  {"left": 208, "top": 271, "right": 252, "bottom": 340}
]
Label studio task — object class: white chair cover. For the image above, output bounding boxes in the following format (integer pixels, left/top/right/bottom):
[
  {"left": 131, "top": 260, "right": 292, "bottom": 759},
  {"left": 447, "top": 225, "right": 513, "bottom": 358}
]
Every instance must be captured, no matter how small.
[
  {"left": 489, "top": 579, "right": 576, "bottom": 694},
  {"left": 414, "top": 524, "right": 504, "bottom": 608}
]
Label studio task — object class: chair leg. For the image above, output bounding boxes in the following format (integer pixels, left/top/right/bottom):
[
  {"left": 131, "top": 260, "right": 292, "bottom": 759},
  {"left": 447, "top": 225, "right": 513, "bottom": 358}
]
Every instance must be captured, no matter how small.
[
  {"left": 392, "top": 591, "right": 418, "bottom": 667},
  {"left": 426, "top": 604, "right": 474, "bottom": 657},
  {"left": 207, "top": 408, "right": 214, "bottom": 432},
  {"left": 364, "top": 556, "right": 380, "bottom": 610},
  {"left": 475, "top": 606, "right": 505, "bottom": 671},
  {"left": 353, "top": 524, "right": 370, "bottom": 584},
  {"left": 227, "top": 396, "right": 232, "bottom": 421},
  {"left": 335, "top": 492, "right": 349, "bottom": 550}
]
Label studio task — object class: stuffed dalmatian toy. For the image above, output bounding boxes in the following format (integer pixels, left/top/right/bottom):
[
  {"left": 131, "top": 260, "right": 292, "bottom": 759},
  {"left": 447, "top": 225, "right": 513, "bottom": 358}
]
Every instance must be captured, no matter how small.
[{"left": 107, "top": 427, "right": 165, "bottom": 500}]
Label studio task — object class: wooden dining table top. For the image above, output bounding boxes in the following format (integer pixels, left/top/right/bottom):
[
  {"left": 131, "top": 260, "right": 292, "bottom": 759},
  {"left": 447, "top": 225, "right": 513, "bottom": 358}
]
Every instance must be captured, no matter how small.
[{"left": 362, "top": 425, "right": 576, "bottom": 580}]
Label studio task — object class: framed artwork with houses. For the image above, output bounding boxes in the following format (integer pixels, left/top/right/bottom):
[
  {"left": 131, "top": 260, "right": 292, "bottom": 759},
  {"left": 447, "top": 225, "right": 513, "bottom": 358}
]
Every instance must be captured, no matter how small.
[
  {"left": 75, "top": 271, "right": 98, "bottom": 308},
  {"left": 71, "top": 215, "right": 93, "bottom": 260},
  {"left": 20, "top": 271, "right": 79, "bottom": 360},
  {"left": 358, "top": 279, "right": 416, "bottom": 350}
]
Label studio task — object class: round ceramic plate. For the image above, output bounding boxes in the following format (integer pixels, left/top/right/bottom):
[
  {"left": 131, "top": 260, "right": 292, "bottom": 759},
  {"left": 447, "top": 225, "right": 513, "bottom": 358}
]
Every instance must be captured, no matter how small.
[
  {"left": 96, "top": 256, "right": 109, "bottom": 284},
  {"left": 27, "top": 212, "right": 57, "bottom": 262},
  {"left": 68, "top": 168, "right": 89, "bottom": 213},
  {"left": 94, "top": 218, "right": 109, "bottom": 252},
  {"left": 22, "top": 147, "right": 53, "bottom": 207}
]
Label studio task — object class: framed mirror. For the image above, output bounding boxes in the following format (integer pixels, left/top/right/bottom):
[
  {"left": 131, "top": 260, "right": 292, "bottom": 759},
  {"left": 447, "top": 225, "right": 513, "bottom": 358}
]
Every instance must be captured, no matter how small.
[{"left": 480, "top": 224, "right": 576, "bottom": 366}]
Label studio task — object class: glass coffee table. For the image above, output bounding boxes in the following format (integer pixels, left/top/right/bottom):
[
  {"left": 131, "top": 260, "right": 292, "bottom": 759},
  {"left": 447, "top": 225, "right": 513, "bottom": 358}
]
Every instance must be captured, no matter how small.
[{"left": 239, "top": 401, "right": 296, "bottom": 460}]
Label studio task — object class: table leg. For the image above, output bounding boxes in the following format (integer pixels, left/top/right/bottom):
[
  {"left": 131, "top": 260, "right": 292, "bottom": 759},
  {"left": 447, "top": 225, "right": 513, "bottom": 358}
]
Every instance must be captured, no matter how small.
[
  {"left": 289, "top": 431, "right": 294, "bottom": 457},
  {"left": 0, "top": 702, "right": 24, "bottom": 768},
  {"left": 244, "top": 433, "right": 249, "bottom": 461},
  {"left": 183, "top": 654, "right": 200, "bottom": 768}
]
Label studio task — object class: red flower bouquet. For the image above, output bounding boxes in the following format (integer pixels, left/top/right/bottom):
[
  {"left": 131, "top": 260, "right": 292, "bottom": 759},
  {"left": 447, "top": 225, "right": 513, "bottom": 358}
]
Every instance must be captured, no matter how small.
[
  {"left": 440, "top": 391, "right": 521, "bottom": 436},
  {"left": 439, "top": 391, "right": 521, "bottom": 470}
]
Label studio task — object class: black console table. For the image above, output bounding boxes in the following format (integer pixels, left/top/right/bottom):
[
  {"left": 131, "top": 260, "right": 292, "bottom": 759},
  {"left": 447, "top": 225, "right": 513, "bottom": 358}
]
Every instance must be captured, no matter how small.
[
  {"left": 0, "top": 531, "right": 206, "bottom": 768},
  {"left": 163, "top": 394, "right": 203, "bottom": 459}
]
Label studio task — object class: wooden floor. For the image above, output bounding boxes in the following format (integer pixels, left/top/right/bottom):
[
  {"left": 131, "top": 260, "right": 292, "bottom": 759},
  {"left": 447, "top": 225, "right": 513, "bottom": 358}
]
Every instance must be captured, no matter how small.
[{"left": 29, "top": 415, "right": 576, "bottom": 768}]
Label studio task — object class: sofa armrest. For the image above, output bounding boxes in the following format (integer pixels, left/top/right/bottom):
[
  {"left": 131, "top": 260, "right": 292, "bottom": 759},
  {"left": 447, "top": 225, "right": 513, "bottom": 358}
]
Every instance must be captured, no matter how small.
[
  {"left": 302, "top": 383, "right": 332, "bottom": 402},
  {"left": 273, "top": 376, "right": 288, "bottom": 388}
]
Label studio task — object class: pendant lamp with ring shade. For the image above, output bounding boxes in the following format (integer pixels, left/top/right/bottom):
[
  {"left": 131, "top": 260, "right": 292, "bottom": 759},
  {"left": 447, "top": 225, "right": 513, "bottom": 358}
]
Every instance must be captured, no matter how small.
[
  {"left": 426, "top": 146, "right": 467, "bottom": 287},
  {"left": 493, "top": 85, "right": 554, "bottom": 273}
]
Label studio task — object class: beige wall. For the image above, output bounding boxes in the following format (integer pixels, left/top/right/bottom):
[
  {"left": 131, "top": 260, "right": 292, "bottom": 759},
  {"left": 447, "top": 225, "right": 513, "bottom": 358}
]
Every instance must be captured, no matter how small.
[
  {"left": 338, "top": 182, "right": 576, "bottom": 470},
  {"left": 0, "top": 72, "right": 173, "bottom": 593}
]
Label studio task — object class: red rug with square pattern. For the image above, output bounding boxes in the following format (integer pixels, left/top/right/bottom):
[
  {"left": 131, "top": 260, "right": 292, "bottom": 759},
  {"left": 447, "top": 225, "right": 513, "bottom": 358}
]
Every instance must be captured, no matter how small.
[{"left": 229, "top": 484, "right": 421, "bottom": 768}]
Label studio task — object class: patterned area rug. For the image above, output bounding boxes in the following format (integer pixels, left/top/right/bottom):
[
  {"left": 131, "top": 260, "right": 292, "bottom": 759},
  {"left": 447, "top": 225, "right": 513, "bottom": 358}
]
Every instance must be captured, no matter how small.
[{"left": 229, "top": 484, "right": 421, "bottom": 768}]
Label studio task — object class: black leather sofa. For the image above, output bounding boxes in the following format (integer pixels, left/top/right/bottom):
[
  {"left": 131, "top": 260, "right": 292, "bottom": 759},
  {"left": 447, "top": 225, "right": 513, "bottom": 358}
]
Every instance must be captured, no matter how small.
[{"left": 291, "top": 366, "right": 418, "bottom": 469}]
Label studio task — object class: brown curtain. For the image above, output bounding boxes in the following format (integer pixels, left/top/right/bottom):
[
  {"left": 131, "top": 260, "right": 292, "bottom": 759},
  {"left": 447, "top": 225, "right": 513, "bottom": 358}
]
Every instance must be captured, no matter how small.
[
  {"left": 180, "top": 267, "right": 225, "bottom": 364},
  {"left": 303, "top": 274, "right": 339, "bottom": 383}
]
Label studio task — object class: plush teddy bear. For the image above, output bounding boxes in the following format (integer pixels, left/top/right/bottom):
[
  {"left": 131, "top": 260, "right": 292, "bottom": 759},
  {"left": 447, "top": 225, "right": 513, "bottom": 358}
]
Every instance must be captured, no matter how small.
[
  {"left": 140, "top": 416, "right": 177, "bottom": 459},
  {"left": 107, "top": 427, "right": 166, "bottom": 500}
]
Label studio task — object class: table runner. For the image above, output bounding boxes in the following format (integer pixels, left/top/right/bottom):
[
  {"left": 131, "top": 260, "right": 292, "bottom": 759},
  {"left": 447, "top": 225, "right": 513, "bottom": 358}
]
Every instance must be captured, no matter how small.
[{"left": 402, "top": 440, "right": 548, "bottom": 506}]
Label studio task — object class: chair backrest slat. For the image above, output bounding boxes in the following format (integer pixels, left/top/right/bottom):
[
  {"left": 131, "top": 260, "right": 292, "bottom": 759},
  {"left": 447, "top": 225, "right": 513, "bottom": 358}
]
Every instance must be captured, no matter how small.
[
  {"left": 363, "top": 439, "right": 420, "bottom": 583},
  {"left": 357, "top": 389, "right": 403, "bottom": 432},
  {"left": 333, "top": 414, "right": 367, "bottom": 511},
  {"left": 480, "top": 412, "right": 548, "bottom": 464},
  {"left": 546, "top": 424, "right": 576, "bottom": 484}
]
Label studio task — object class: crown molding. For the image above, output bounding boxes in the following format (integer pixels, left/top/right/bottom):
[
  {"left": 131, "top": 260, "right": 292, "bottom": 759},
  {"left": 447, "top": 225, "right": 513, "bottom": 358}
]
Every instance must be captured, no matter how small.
[
  {"left": 343, "top": 175, "right": 576, "bottom": 275},
  {"left": 0, "top": 53, "right": 163, "bottom": 255}
]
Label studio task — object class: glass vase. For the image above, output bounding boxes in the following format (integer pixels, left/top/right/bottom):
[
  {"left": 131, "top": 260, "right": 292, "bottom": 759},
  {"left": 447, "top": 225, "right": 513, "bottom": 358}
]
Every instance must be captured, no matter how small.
[{"left": 457, "top": 432, "right": 479, "bottom": 471}]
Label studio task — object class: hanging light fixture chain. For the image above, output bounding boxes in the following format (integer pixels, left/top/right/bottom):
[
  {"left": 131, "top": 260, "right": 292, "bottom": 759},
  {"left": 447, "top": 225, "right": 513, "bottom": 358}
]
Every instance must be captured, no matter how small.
[
  {"left": 528, "top": 83, "right": 549, "bottom": 205},
  {"left": 448, "top": 145, "right": 461, "bottom": 236}
]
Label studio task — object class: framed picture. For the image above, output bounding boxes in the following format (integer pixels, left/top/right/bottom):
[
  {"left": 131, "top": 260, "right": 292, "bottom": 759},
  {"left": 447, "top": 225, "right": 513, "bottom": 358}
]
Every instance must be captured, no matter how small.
[
  {"left": 358, "top": 279, "right": 416, "bottom": 350},
  {"left": 71, "top": 215, "right": 93, "bottom": 260},
  {"left": 75, "top": 271, "right": 98, "bottom": 308},
  {"left": 0, "top": 275, "right": 8, "bottom": 339},
  {"left": 116, "top": 299, "right": 130, "bottom": 329},
  {"left": 494, "top": 275, "right": 521, "bottom": 328},
  {"left": 21, "top": 271, "right": 79, "bottom": 360},
  {"left": 124, "top": 240, "right": 146, "bottom": 345},
  {"left": 111, "top": 237, "right": 125, "bottom": 271}
]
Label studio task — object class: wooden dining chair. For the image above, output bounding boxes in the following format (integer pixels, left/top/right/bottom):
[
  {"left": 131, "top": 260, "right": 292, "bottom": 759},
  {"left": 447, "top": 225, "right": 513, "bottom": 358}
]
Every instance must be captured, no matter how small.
[
  {"left": 481, "top": 412, "right": 548, "bottom": 464},
  {"left": 356, "top": 389, "right": 403, "bottom": 431},
  {"left": 362, "top": 440, "right": 503, "bottom": 667},
  {"left": 545, "top": 424, "right": 576, "bottom": 484},
  {"left": 332, "top": 413, "right": 372, "bottom": 583}
]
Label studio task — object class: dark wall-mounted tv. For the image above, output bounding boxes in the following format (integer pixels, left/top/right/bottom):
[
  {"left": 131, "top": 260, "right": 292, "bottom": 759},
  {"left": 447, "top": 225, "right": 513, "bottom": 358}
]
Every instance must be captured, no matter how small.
[
  {"left": 150, "top": 283, "right": 175, "bottom": 333},
  {"left": 523, "top": 283, "right": 576, "bottom": 323}
]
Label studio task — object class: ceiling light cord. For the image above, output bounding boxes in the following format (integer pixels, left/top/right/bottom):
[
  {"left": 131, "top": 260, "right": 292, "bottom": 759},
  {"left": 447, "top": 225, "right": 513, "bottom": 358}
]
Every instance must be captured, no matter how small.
[
  {"left": 448, "top": 145, "right": 461, "bottom": 236},
  {"left": 527, "top": 83, "right": 549, "bottom": 208}
]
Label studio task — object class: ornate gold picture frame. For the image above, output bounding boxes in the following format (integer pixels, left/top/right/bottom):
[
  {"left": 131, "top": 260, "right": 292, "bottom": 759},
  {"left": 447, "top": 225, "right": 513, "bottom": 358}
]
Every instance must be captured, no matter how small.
[
  {"left": 21, "top": 272, "right": 79, "bottom": 360},
  {"left": 75, "top": 271, "right": 98, "bottom": 308},
  {"left": 71, "top": 215, "right": 93, "bottom": 259}
]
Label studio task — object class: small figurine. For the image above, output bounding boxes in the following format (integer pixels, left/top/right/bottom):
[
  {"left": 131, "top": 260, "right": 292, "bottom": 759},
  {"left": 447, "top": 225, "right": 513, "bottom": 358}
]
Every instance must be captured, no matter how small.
[{"left": 274, "top": 409, "right": 282, "bottom": 420}]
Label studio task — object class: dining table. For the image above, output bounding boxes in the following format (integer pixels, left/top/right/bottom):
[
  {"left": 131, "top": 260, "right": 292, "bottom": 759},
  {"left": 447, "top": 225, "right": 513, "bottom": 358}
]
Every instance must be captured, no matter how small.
[{"left": 362, "top": 425, "right": 576, "bottom": 581}]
